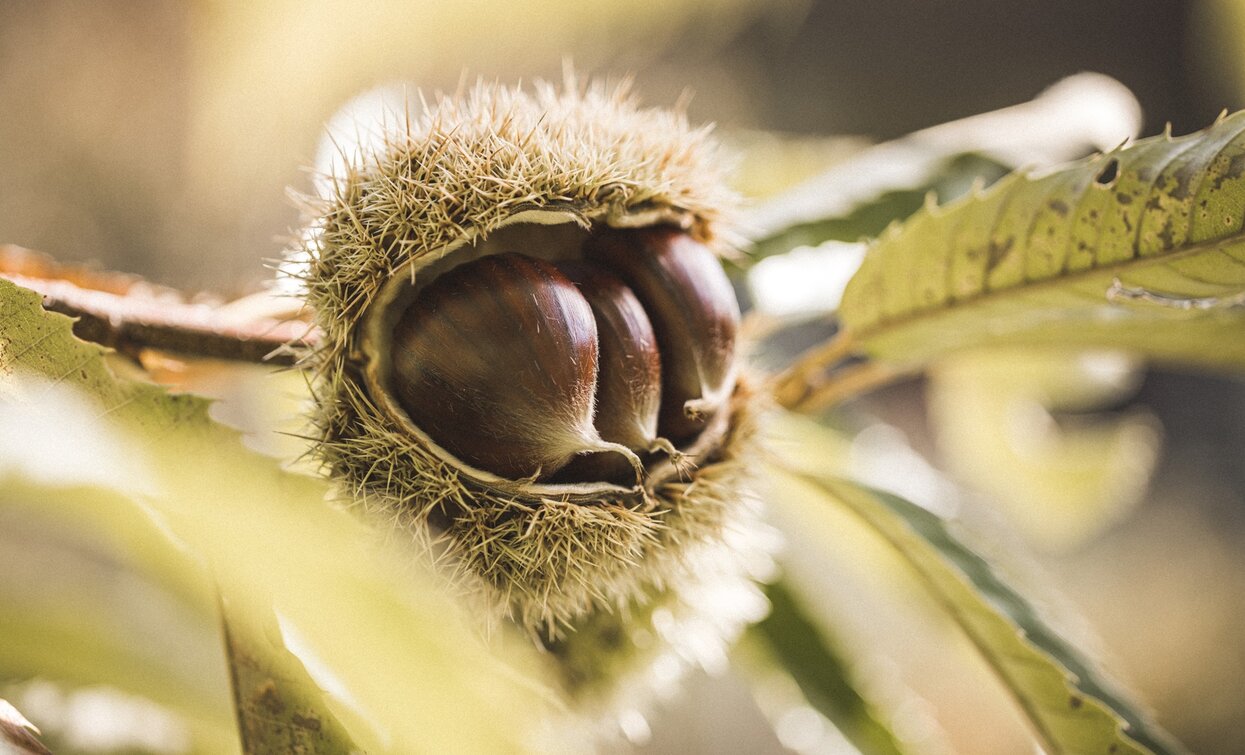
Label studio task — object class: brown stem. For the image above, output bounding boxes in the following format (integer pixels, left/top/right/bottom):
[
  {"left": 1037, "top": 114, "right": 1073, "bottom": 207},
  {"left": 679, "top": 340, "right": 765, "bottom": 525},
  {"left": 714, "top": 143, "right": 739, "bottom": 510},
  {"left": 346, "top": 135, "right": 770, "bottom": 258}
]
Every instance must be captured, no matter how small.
[
  {"left": 771, "top": 327, "right": 911, "bottom": 412},
  {"left": 771, "top": 330, "right": 857, "bottom": 408},
  {"left": 0, "top": 245, "right": 318, "bottom": 365},
  {"left": 785, "top": 361, "right": 904, "bottom": 413}
]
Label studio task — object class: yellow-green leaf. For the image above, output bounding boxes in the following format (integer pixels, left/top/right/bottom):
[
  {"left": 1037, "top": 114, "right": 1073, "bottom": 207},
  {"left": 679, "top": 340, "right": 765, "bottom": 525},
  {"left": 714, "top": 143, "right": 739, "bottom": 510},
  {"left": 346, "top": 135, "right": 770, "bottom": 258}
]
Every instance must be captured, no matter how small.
[
  {"left": 766, "top": 416, "right": 1184, "bottom": 755},
  {"left": 745, "top": 580, "right": 904, "bottom": 755},
  {"left": 220, "top": 597, "right": 359, "bottom": 754},
  {"left": 0, "top": 486, "right": 235, "bottom": 752},
  {"left": 0, "top": 278, "right": 559, "bottom": 753},
  {"left": 839, "top": 112, "right": 1245, "bottom": 370},
  {"left": 746, "top": 73, "right": 1140, "bottom": 265}
]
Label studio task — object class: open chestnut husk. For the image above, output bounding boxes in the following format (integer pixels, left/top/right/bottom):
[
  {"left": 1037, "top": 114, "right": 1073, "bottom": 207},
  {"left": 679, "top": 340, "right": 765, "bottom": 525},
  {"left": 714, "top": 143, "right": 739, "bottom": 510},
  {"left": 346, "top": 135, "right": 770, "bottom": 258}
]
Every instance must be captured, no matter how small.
[{"left": 298, "top": 78, "right": 765, "bottom": 643}]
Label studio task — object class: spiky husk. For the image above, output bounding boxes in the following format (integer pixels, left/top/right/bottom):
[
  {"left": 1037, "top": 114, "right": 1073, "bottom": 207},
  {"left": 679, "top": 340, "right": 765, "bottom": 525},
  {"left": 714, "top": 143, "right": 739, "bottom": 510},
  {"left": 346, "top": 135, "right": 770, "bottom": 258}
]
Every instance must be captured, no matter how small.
[
  {"left": 546, "top": 487, "right": 780, "bottom": 743},
  {"left": 294, "top": 76, "right": 758, "bottom": 640}
]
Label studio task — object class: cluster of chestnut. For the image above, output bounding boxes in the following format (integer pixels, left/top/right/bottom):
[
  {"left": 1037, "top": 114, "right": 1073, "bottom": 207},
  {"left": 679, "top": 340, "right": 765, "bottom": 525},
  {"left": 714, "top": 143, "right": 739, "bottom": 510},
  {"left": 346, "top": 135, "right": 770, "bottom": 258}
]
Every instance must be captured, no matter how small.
[{"left": 390, "top": 227, "right": 740, "bottom": 485}]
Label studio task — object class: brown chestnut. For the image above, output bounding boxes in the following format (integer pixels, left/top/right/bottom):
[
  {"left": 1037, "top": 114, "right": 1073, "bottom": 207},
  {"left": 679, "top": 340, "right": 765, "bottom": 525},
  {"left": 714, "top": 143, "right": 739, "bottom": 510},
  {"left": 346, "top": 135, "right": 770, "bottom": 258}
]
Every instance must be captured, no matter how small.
[
  {"left": 553, "top": 261, "right": 682, "bottom": 483},
  {"left": 555, "top": 262, "right": 663, "bottom": 450},
  {"left": 391, "top": 253, "right": 641, "bottom": 481},
  {"left": 584, "top": 228, "right": 740, "bottom": 442}
]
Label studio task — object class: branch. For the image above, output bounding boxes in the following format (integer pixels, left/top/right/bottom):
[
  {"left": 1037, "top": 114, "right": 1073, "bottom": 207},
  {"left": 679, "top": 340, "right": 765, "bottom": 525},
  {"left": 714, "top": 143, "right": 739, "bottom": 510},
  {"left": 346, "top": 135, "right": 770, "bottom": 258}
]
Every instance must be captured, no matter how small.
[
  {"left": 782, "top": 361, "right": 902, "bottom": 413},
  {"left": 0, "top": 245, "right": 319, "bottom": 366},
  {"left": 771, "top": 330, "right": 905, "bottom": 412},
  {"left": 771, "top": 330, "right": 856, "bottom": 408}
]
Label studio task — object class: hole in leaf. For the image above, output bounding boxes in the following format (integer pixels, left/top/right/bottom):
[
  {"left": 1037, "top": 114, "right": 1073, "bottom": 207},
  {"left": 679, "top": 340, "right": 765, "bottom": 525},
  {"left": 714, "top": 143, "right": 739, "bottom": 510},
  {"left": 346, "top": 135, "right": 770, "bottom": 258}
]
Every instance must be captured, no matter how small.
[{"left": 1095, "top": 158, "right": 1119, "bottom": 185}]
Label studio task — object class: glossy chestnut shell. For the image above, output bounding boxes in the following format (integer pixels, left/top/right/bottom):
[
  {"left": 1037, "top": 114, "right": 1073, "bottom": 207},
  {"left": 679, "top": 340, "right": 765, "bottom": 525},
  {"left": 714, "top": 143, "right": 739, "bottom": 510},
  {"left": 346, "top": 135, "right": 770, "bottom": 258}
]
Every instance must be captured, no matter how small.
[
  {"left": 388, "top": 227, "right": 739, "bottom": 484},
  {"left": 391, "top": 253, "right": 606, "bottom": 480},
  {"left": 585, "top": 227, "right": 740, "bottom": 442}
]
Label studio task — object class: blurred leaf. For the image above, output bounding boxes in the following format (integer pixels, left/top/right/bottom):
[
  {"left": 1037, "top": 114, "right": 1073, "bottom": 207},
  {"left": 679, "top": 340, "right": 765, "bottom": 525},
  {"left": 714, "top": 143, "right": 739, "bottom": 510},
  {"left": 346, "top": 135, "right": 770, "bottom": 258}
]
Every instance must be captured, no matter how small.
[
  {"left": 0, "top": 489, "right": 233, "bottom": 749},
  {"left": 0, "top": 698, "right": 51, "bottom": 755},
  {"left": 766, "top": 417, "right": 1185, "bottom": 755},
  {"left": 838, "top": 111, "right": 1245, "bottom": 372},
  {"left": 927, "top": 349, "right": 1161, "bottom": 549},
  {"left": 745, "top": 73, "right": 1141, "bottom": 264},
  {"left": 0, "top": 278, "right": 560, "bottom": 753},
  {"left": 746, "top": 579, "right": 905, "bottom": 755},
  {"left": 1, "top": 678, "right": 231, "bottom": 755},
  {"left": 748, "top": 154, "right": 1009, "bottom": 262},
  {"left": 724, "top": 130, "right": 871, "bottom": 199},
  {"left": 221, "top": 597, "right": 358, "bottom": 754}
]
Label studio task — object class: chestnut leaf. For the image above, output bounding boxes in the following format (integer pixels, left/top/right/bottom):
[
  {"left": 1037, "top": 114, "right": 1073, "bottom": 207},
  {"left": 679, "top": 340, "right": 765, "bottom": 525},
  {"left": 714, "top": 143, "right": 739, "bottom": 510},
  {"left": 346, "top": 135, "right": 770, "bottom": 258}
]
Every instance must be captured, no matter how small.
[
  {"left": 0, "top": 278, "right": 558, "bottom": 754},
  {"left": 744, "top": 73, "right": 1140, "bottom": 265},
  {"left": 837, "top": 110, "right": 1245, "bottom": 371},
  {"left": 764, "top": 415, "right": 1184, "bottom": 755},
  {"left": 742, "top": 580, "right": 905, "bottom": 755}
]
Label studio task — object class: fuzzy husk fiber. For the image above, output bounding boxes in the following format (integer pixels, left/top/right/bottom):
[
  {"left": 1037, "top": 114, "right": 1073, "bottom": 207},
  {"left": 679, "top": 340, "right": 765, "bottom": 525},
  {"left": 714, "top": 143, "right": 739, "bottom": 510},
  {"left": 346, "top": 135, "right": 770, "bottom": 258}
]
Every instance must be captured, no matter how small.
[{"left": 295, "top": 76, "right": 757, "bottom": 638}]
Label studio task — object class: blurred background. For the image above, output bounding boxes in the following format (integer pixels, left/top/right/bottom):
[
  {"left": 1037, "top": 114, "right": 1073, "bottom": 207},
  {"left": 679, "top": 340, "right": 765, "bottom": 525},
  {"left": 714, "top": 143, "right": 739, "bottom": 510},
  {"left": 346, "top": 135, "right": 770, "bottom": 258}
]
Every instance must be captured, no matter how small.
[
  {"left": 1, "top": 1, "right": 1244, "bottom": 753},
  {"left": 2, "top": 0, "right": 1241, "bottom": 293}
]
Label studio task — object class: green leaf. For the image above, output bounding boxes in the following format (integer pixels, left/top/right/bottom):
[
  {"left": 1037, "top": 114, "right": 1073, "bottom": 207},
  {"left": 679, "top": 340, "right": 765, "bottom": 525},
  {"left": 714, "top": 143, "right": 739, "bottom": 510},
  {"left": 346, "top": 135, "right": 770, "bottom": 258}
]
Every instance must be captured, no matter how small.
[
  {"left": 766, "top": 418, "right": 1184, "bottom": 755},
  {"left": 748, "top": 153, "right": 1010, "bottom": 262},
  {"left": 0, "top": 483, "right": 229, "bottom": 722},
  {"left": 0, "top": 278, "right": 560, "bottom": 753},
  {"left": 744, "top": 74, "right": 1141, "bottom": 266},
  {"left": 746, "top": 579, "right": 905, "bottom": 755},
  {"left": 839, "top": 112, "right": 1245, "bottom": 370},
  {"left": 221, "top": 597, "right": 359, "bottom": 754},
  {"left": 0, "top": 480, "right": 349, "bottom": 753}
]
